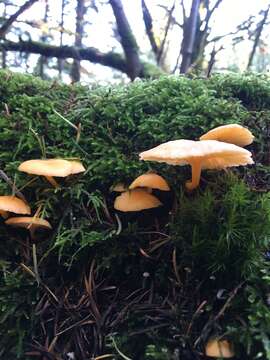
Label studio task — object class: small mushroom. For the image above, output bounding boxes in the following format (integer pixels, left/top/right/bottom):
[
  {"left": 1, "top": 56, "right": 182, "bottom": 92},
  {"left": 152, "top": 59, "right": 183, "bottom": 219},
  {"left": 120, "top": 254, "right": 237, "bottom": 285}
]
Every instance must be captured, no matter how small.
[
  {"left": 18, "top": 159, "right": 85, "bottom": 187},
  {"left": 200, "top": 124, "right": 254, "bottom": 147},
  {"left": 139, "top": 139, "right": 253, "bottom": 190},
  {"left": 114, "top": 189, "right": 162, "bottom": 212},
  {"left": 5, "top": 216, "right": 52, "bottom": 230},
  {"left": 6, "top": 215, "right": 52, "bottom": 282},
  {"left": 205, "top": 339, "right": 235, "bottom": 358},
  {"left": 0, "top": 195, "right": 30, "bottom": 218},
  {"left": 5, "top": 216, "right": 52, "bottom": 241},
  {"left": 129, "top": 173, "right": 170, "bottom": 191}
]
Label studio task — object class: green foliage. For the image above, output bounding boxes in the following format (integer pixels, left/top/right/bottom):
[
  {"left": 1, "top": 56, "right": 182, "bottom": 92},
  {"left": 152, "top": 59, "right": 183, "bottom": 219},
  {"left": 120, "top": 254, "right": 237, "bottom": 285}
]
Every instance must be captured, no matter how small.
[
  {"left": 172, "top": 175, "right": 270, "bottom": 279},
  {"left": 0, "top": 70, "right": 269, "bottom": 358}
]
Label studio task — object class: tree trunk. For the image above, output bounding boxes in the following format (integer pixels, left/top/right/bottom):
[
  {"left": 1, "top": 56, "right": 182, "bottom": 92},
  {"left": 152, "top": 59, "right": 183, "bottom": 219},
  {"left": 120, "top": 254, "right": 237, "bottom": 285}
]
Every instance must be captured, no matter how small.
[
  {"left": 180, "top": 0, "right": 200, "bottom": 74},
  {"left": 39, "top": 0, "right": 49, "bottom": 79},
  {"left": 71, "top": 0, "right": 86, "bottom": 82},
  {"left": 141, "top": 0, "right": 159, "bottom": 60},
  {"left": 180, "top": 0, "right": 200, "bottom": 73},
  {"left": 109, "top": 0, "right": 142, "bottom": 80},
  {"left": 58, "top": 0, "right": 66, "bottom": 79},
  {"left": 1, "top": 2, "right": 7, "bottom": 68}
]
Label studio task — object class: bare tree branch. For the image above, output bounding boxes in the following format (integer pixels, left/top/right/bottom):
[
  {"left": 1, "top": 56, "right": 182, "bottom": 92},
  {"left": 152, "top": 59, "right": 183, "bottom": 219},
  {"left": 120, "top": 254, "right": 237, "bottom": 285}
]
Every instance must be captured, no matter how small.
[
  {"left": 109, "top": 0, "right": 142, "bottom": 79},
  {"left": 247, "top": 4, "right": 270, "bottom": 69},
  {"left": 0, "top": 40, "right": 128, "bottom": 73},
  {"left": 141, "top": 0, "right": 159, "bottom": 60},
  {"left": 0, "top": 39, "right": 159, "bottom": 78},
  {"left": 0, "top": 0, "right": 39, "bottom": 38},
  {"left": 157, "top": 1, "right": 175, "bottom": 64},
  {"left": 180, "top": 0, "right": 187, "bottom": 22},
  {"left": 202, "top": 0, "right": 223, "bottom": 32},
  {"left": 157, "top": 4, "right": 183, "bottom": 27},
  {"left": 206, "top": 44, "right": 223, "bottom": 77}
]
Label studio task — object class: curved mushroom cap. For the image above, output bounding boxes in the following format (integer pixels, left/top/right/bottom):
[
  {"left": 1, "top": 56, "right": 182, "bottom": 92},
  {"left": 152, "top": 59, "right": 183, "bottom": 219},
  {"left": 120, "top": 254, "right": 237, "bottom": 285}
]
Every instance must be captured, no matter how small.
[
  {"left": 139, "top": 139, "right": 253, "bottom": 169},
  {"left": 200, "top": 124, "right": 254, "bottom": 147},
  {"left": 114, "top": 189, "right": 162, "bottom": 212},
  {"left": 129, "top": 173, "right": 170, "bottom": 191},
  {"left": 69, "top": 160, "right": 86, "bottom": 174},
  {"left": 19, "top": 159, "right": 74, "bottom": 177},
  {"left": 5, "top": 216, "right": 52, "bottom": 230},
  {"left": 205, "top": 339, "right": 234, "bottom": 358},
  {"left": 0, "top": 196, "right": 30, "bottom": 214}
]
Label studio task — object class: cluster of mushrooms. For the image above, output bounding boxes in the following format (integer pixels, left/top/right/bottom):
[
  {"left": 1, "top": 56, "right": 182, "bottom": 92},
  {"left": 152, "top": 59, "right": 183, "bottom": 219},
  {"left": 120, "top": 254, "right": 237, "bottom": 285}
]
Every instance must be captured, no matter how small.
[
  {"left": 113, "top": 123, "right": 254, "bottom": 359},
  {"left": 0, "top": 159, "right": 85, "bottom": 235},
  {"left": 113, "top": 123, "right": 254, "bottom": 215},
  {"left": 1, "top": 124, "right": 254, "bottom": 358}
]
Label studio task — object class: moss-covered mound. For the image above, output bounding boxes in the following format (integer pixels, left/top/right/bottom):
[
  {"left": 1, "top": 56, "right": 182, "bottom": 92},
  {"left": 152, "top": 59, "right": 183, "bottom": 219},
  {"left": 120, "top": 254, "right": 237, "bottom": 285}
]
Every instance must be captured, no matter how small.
[{"left": 0, "top": 71, "right": 269, "bottom": 359}]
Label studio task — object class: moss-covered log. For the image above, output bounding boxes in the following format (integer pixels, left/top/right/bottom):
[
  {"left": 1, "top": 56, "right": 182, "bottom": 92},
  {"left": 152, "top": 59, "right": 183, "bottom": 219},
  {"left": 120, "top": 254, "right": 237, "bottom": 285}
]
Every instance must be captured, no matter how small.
[{"left": 0, "top": 71, "right": 270, "bottom": 359}]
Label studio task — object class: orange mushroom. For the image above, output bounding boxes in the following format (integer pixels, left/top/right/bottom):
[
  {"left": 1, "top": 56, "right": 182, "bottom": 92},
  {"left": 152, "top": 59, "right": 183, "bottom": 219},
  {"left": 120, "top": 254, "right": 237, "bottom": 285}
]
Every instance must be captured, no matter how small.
[
  {"left": 200, "top": 124, "right": 254, "bottom": 147},
  {"left": 5, "top": 216, "right": 52, "bottom": 231},
  {"left": 114, "top": 189, "right": 162, "bottom": 212},
  {"left": 18, "top": 158, "right": 85, "bottom": 187},
  {"left": 6, "top": 215, "right": 52, "bottom": 241},
  {"left": 205, "top": 339, "right": 235, "bottom": 358},
  {"left": 139, "top": 139, "right": 253, "bottom": 190},
  {"left": 0, "top": 195, "right": 30, "bottom": 218},
  {"left": 5, "top": 215, "right": 52, "bottom": 282},
  {"left": 129, "top": 173, "right": 170, "bottom": 192}
]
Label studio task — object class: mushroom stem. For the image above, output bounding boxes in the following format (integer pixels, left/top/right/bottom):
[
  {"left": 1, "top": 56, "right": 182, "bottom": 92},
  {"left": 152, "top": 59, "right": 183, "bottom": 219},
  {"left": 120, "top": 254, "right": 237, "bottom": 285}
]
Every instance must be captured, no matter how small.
[
  {"left": 45, "top": 176, "right": 59, "bottom": 188},
  {"left": 186, "top": 160, "right": 202, "bottom": 190}
]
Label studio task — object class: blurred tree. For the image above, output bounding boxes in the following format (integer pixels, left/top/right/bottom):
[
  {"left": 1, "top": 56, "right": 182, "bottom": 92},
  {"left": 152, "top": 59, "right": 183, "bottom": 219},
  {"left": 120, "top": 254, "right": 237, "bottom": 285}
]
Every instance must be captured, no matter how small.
[
  {"left": 0, "top": 0, "right": 270, "bottom": 82},
  {"left": 38, "top": 0, "right": 49, "bottom": 79},
  {"left": 71, "top": 0, "right": 86, "bottom": 82},
  {"left": 247, "top": 3, "right": 270, "bottom": 70}
]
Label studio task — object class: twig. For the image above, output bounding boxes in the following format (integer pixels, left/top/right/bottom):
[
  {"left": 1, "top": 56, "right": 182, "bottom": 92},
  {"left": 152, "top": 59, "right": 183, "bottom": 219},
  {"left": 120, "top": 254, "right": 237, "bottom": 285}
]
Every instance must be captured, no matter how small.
[
  {"left": 194, "top": 281, "right": 244, "bottom": 347},
  {"left": 0, "top": 0, "right": 39, "bottom": 38},
  {"left": 53, "top": 109, "right": 78, "bottom": 130},
  {"left": 186, "top": 300, "right": 207, "bottom": 336},
  {"left": 110, "top": 336, "right": 132, "bottom": 360},
  {"left": 172, "top": 248, "right": 181, "bottom": 285}
]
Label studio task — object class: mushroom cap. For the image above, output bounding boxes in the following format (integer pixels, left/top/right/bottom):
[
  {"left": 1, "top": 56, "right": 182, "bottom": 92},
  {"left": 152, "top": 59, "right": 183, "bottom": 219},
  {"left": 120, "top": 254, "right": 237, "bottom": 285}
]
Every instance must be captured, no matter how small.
[
  {"left": 139, "top": 139, "right": 253, "bottom": 169},
  {"left": 129, "top": 173, "right": 170, "bottom": 191},
  {"left": 69, "top": 160, "right": 86, "bottom": 174},
  {"left": 114, "top": 189, "right": 162, "bottom": 212},
  {"left": 200, "top": 124, "right": 254, "bottom": 147},
  {"left": 19, "top": 159, "right": 75, "bottom": 177},
  {"left": 205, "top": 339, "right": 234, "bottom": 358},
  {"left": 5, "top": 216, "right": 52, "bottom": 230},
  {"left": 0, "top": 196, "right": 30, "bottom": 214}
]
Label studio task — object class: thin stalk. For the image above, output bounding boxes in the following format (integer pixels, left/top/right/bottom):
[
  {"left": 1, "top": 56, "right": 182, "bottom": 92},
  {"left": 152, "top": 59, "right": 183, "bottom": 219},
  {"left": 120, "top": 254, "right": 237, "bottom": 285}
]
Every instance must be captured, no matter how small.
[
  {"left": 45, "top": 176, "right": 59, "bottom": 188},
  {"left": 186, "top": 160, "right": 202, "bottom": 190}
]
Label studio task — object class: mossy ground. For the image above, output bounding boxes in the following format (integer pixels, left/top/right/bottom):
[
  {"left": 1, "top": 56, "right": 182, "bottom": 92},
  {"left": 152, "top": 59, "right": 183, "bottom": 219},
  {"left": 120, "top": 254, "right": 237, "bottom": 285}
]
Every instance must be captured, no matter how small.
[{"left": 0, "top": 71, "right": 269, "bottom": 359}]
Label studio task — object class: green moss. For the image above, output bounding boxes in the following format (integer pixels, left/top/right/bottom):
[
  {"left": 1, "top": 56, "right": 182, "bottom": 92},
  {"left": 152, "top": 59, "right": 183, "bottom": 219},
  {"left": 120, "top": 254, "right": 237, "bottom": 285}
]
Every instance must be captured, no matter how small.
[{"left": 0, "top": 70, "right": 269, "bottom": 359}]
